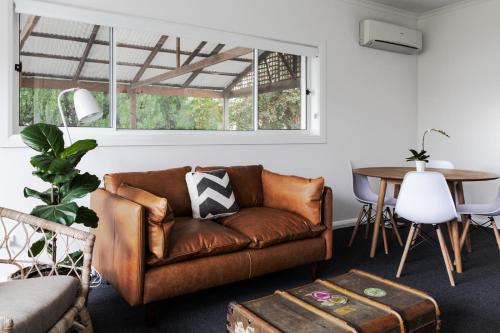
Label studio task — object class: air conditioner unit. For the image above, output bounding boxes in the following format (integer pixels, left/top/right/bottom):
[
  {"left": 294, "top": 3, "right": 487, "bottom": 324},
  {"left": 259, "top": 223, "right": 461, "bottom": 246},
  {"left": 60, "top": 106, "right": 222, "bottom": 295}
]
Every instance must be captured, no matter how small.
[{"left": 359, "top": 19, "right": 422, "bottom": 55}]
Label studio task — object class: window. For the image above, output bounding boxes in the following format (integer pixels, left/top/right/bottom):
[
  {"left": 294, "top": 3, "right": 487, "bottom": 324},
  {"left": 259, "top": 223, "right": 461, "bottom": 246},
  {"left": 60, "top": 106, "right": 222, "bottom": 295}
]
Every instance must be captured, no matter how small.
[
  {"left": 11, "top": 4, "right": 322, "bottom": 145},
  {"left": 18, "top": 14, "right": 111, "bottom": 128}
]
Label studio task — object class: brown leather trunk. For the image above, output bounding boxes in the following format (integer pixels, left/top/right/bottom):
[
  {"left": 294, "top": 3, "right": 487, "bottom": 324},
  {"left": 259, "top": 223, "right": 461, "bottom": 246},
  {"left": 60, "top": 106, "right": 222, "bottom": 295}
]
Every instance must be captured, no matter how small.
[{"left": 227, "top": 269, "right": 440, "bottom": 333}]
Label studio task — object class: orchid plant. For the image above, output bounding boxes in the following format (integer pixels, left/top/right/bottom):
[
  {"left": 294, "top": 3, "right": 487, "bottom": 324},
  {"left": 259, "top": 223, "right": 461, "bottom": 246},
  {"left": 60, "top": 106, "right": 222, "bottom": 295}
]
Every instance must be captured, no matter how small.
[{"left": 406, "top": 128, "right": 450, "bottom": 162}]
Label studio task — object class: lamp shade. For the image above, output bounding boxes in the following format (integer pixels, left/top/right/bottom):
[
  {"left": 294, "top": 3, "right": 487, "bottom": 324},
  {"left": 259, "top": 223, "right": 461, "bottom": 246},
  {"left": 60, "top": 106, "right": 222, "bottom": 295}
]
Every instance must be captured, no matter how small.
[{"left": 73, "top": 89, "right": 103, "bottom": 123}]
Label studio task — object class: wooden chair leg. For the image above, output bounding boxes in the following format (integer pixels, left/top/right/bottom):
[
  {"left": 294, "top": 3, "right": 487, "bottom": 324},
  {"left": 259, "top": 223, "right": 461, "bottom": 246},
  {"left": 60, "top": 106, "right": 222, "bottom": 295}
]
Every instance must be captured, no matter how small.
[
  {"left": 447, "top": 222, "right": 455, "bottom": 251},
  {"left": 411, "top": 224, "right": 422, "bottom": 246},
  {"left": 381, "top": 220, "right": 389, "bottom": 254},
  {"left": 489, "top": 217, "right": 500, "bottom": 251},
  {"left": 348, "top": 207, "right": 365, "bottom": 247},
  {"left": 364, "top": 204, "right": 372, "bottom": 239},
  {"left": 436, "top": 225, "right": 455, "bottom": 287},
  {"left": 388, "top": 209, "right": 403, "bottom": 247},
  {"left": 459, "top": 217, "right": 471, "bottom": 251},
  {"left": 397, "top": 223, "right": 416, "bottom": 278}
]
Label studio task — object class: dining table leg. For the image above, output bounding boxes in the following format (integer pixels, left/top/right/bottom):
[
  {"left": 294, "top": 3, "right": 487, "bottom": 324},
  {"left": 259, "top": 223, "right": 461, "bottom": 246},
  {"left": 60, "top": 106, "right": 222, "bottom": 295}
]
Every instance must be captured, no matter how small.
[
  {"left": 370, "top": 178, "right": 387, "bottom": 258},
  {"left": 456, "top": 181, "right": 472, "bottom": 253}
]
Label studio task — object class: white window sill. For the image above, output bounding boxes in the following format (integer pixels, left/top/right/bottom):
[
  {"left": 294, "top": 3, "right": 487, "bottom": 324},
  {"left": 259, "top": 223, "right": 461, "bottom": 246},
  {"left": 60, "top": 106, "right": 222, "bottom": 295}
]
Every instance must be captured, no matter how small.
[{"left": 1, "top": 129, "right": 326, "bottom": 148}]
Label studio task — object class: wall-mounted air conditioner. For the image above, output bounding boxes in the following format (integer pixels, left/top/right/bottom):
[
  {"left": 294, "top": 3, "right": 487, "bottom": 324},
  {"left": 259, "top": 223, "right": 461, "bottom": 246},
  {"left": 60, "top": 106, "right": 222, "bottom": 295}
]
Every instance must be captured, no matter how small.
[{"left": 359, "top": 19, "right": 422, "bottom": 55}]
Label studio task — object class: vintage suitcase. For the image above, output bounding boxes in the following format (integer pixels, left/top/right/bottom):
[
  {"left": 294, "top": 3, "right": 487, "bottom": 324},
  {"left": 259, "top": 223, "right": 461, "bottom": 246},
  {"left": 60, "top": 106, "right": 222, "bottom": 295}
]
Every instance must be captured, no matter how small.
[{"left": 227, "top": 269, "right": 440, "bottom": 333}]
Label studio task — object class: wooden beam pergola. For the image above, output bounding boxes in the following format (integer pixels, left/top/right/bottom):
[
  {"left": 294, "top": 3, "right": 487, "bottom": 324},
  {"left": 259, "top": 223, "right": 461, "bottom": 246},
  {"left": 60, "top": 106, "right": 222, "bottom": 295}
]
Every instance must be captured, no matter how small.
[
  {"left": 223, "top": 51, "right": 270, "bottom": 96},
  {"left": 73, "top": 25, "right": 100, "bottom": 81},
  {"left": 21, "top": 77, "right": 224, "bottom": 98},
  {"left": 131, "top": 47, "right": 252, "bottom": 89},
  {"left": 225, "top": 78, "right": 300, "bottom": 98},
  {"left": 182, "top": 41, "right": 207, "bottom": 66},
  {"left": 132, "top": 35, "right": 169, "bottom": 83},
  {"left": 21, "top": 51, "right": 239, "bottom": 77},
  {"left": 20, "top": 15, "right": 40, "bottom": 49},
  {"left": 278, "top": 53, "right": 296, "bottom": 79},
  {"left": 29, "top": 31, "right": 253, "bottom": 63},
  {"left": 183, "top": 43, "right": 224, "bottom": 88}
]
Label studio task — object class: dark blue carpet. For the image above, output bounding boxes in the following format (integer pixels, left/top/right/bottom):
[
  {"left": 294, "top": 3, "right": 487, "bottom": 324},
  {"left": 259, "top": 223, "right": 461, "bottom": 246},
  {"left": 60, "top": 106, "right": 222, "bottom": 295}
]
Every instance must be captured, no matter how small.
[{"left": 88, "top": 224, "right": 500, "bottom": 332}]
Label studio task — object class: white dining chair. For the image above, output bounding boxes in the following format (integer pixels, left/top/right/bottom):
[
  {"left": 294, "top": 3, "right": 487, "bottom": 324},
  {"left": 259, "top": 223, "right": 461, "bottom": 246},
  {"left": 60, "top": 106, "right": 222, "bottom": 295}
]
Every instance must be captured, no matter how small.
[
  {"left": 348, "top": 161, "right": 403, "bottom": 251},
  {"left": 426, "top": 160, "right": 455, "bottom": 169},
  {"left": 395, "top": 171, "right": 458, "bottom": 286},
  {"left": 456, "top": 188, "right": 500, "bottom": 251}
]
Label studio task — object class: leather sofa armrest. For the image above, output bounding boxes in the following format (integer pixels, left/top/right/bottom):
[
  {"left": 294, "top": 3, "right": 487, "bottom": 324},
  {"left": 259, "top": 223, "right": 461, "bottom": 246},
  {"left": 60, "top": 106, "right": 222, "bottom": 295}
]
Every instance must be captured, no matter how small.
[
  {"left": 91, "top": 188, "right": 146, "bottom": 306},
  {"left": 321, "top": 186, "right": 333, "bottom": 260}
]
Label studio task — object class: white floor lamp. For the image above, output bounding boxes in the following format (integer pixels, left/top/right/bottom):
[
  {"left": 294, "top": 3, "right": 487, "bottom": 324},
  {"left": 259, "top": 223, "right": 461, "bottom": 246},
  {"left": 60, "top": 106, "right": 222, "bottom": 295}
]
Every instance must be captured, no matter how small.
[{"left": 57, "top": 88, "right": 103, "bottom": 145}]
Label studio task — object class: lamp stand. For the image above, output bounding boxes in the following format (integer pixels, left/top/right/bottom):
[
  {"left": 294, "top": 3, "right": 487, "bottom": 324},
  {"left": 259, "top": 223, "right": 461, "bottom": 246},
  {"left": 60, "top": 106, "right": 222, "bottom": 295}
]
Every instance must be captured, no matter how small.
[{"left": 57, "top": 88, "right": 78, "bottom": 145}]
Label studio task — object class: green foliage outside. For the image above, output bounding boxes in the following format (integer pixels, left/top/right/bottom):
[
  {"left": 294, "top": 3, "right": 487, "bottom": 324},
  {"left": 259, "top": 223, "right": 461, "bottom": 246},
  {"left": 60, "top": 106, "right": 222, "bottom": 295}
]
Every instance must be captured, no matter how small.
[
  {"left": 20, "top": 88, "right": 110, "bottom": 127},
  {"left": 20, "top": 87, "right": 302, "bottom": 131}
]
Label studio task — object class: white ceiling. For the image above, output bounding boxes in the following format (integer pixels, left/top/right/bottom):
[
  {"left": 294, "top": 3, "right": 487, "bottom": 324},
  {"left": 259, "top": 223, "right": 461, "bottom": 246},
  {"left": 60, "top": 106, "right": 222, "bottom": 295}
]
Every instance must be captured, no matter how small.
[{"left": 368, "top": 0, "right": 465, "bottom": 13}]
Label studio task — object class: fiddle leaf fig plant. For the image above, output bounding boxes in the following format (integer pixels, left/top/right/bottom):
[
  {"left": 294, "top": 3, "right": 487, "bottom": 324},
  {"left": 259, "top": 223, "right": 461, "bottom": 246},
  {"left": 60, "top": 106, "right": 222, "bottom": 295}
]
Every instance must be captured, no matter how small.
[
  {"left": 20, "top": 123, "right": 100, "bottom": 259},
  {"left": 406, "top": 128, "right": 450, "bottom": 162}
]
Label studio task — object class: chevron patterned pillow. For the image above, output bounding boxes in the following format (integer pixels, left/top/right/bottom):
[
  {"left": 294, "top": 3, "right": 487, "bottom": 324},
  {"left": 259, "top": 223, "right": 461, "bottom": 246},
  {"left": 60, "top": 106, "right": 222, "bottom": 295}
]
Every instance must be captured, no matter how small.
[{"left": 185, "top": 169, "right": 239, "bottom": 219}]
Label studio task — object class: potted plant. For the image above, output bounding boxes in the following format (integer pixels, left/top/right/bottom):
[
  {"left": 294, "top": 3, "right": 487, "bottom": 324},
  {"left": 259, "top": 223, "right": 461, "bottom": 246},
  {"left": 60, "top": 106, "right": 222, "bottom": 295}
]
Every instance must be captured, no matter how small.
[
  {"left": 14, "top": 123, "right": 100, "bottom": 278},
  {"left": 406, "top": 128, "right": 450, "bottom": 172}
]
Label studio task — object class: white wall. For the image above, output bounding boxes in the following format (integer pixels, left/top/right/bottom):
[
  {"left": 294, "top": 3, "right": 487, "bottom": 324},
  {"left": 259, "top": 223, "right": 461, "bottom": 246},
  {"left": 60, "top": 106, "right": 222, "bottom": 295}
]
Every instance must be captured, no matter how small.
[
  {"left": 417, "top": 0, "right": 500, "bottom": 203},
  {"left": 0, "top": 0, "right": 418, "bottom": 222}
]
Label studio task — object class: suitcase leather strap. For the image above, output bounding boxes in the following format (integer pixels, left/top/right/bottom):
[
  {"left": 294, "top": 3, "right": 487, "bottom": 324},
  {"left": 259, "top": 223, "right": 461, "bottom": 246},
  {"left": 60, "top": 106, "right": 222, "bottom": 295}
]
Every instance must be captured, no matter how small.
[
  {"left": 350, "top": 269, "right": 441, "bottom": 324},
  {"left": 317, "top": 279, "right": 406, "bottom": 333},
  {"left": 275, "top": 290, "right": 359, "bottom": 333}
]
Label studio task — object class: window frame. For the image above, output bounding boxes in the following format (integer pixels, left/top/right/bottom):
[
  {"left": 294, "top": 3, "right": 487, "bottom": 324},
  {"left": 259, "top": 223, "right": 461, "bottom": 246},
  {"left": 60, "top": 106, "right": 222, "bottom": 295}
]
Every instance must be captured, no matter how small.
[{"left": 2, "top": 0, "right": 326, "bottom": 147}]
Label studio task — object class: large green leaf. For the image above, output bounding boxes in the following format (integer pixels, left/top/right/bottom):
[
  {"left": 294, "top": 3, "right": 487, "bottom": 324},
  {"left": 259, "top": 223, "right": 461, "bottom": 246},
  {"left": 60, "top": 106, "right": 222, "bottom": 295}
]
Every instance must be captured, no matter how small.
[
  {"left": 60, "top": 173, "right": 100, "bottom": 203},
  {"left": 58, "top": 250, "right": 84, "bottom": 268},
  {"left": 31, "top": 202, "right": 78, "bottom": 226},
  {"left": 28, "top": 237, "right": 46, "bottom": 258},
  {"left": 24, "top": 187, "right": 53, "bottom": 205},
  {"left": 60, "top": 139, "right": 97, "bottom": 159},
  {"left": 75, "top": 206, "right": 99, "bottom": 228},
  {"left": 30, "top": 155, "right": 72, "bottom": 175},
  {"left": 21, "top": 124, "right": 64, "bottom": 155}
]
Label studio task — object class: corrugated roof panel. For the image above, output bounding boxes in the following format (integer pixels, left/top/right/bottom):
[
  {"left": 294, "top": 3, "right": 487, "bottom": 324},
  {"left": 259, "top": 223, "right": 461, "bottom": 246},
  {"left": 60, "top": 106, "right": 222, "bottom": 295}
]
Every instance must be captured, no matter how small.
[
  {"left": 150, "top": 53, "right": 188, "bottom": 67},
  {"left": 116, "top": 29, "right": 163, "bottom": 47},
  {"left": 189, "top": 73, "right": 233, "bottom": 88},
  {"left": 88, "top": 44, "right": 109, "bottom": 61},
  {"left": 159, "top": 73, "right": 193, "bottom": 85},
  {"left": 95, "top": 28, "right": 110, "bottom": 42},
  {"left": 22, "top": 36, "right": 86, "bottom": 57},
  {"left": 80, "top": 63, "right": 109, "bottom": 80},
  {"left": 116, "top": 65, "right": 138, "bottom": 82},
  {"left": 205, "top": 60, "right": 250, "bottom": 73},
  {"left": 163, "top": 37, "right": 205, "bottom": 53},
  {"left": 32, "top": 16, "right": 94, "bottom": 38},
  {"left": 21, "top": 56, "right": 78, "bottom": 77},
  {"left": 116, "top": 47, "right": 149, "bottom": 64}
]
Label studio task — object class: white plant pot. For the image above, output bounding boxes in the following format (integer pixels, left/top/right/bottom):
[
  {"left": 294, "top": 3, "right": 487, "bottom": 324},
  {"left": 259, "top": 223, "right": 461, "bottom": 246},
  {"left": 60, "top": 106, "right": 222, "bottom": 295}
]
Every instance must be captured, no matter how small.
[{"left": 415, "top": 161, "right": 426, "bottom": 172}]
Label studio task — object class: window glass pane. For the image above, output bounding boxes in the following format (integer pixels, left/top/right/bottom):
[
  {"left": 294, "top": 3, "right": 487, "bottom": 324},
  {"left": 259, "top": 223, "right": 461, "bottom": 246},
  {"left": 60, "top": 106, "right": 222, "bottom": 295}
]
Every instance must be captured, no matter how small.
[
  {"left": 257, "top": 51, "right": 304, "bottom": 130},
  {"left": 115, "top": 28, "right": 253, "bottom": 130},
  {"left": 18, "top": 14, "right": 111, "bottom": 127}
]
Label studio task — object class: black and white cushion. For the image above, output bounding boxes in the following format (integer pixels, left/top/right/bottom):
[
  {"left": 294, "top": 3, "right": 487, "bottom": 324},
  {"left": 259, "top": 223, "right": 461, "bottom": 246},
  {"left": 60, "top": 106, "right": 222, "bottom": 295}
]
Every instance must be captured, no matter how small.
[{"left": 185, "top": 169, "right": 239, "bottom": 219}]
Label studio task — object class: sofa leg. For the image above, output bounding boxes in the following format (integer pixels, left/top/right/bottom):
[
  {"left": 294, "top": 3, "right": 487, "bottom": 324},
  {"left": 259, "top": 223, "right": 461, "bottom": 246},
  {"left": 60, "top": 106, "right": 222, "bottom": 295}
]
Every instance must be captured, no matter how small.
[
  {"left": 145, "top": 302, "right": 158, "bottom": 327},
  {"left": 310, "top": 262, "right": 318, "bottom": 280}
]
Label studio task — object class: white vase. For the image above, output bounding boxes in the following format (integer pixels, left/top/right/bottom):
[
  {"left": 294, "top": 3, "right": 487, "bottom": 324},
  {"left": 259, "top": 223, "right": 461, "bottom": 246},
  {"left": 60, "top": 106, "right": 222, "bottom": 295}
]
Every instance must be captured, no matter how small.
[{"left": 415, "top": 161, "right": 426, "bottom": 172}]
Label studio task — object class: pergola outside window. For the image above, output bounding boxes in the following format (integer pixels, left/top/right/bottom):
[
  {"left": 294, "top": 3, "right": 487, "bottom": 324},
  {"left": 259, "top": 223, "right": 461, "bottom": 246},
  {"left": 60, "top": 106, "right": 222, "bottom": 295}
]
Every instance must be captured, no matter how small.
[{"left": 18, "top": 14, "right": 307, "bottom": 132}]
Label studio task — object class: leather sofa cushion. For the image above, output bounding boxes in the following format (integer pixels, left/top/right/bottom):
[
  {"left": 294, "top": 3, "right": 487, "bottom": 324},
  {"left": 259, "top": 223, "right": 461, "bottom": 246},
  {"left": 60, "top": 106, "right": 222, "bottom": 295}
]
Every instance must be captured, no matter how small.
[
  {"left": 104, "top": 166, "right": 192, "bottom": 216},
  {"left": 220, "top": 207, "right": 314, "bottom": 248},
  {"left": 195, "top": 165, "right": 263, "bottom": 208},
  {"left": 149, "top": 217, "right": 251, "bottom": 265},
  {"left": 117, "top": 183, "right": 175, "bottom": 259},
  {"left": 262, "top": 169, "right": 324, "bottom": 226},
  {"left": 117, "top": 183, "right": 170, "bottom": 223}
]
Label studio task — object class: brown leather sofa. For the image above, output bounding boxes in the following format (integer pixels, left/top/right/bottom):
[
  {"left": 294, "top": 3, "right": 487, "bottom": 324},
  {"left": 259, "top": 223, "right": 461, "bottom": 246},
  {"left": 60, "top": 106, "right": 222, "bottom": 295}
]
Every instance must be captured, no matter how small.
[{"left": 91, "top": 165, "right": 333, "bottom": 306}]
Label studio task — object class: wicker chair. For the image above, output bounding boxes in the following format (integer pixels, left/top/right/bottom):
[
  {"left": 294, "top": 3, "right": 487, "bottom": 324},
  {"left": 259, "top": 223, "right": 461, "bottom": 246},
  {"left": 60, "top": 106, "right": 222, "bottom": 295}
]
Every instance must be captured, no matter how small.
[{"left": 0, "top": 207, "right": 95, "bottom": 333}]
